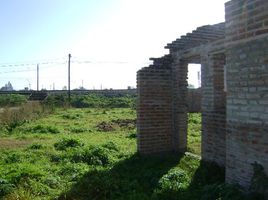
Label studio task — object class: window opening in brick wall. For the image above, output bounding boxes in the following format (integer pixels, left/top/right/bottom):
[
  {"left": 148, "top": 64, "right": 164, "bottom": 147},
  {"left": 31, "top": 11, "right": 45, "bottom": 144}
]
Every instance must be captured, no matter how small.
[{"left": 188, "top": 64, "right": 201, "bottom": 89}]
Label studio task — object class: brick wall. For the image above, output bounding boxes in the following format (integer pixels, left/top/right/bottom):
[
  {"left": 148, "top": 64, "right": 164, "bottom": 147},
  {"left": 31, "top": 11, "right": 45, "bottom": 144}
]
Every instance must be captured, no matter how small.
[
  {"left": 225, "top": 0, "right": 268, "bottom": 42},
  {"left": 137, "top": 61, "right": 174, "bottom": 154},
  {"left": 171, "top": 60, "right": 188, "bottom": 152},
  {"left": 225, "top": 0, "right": 268, "bottom": 188},
  {"left": 201, "top": 53, "right": 226, "bottom": 166}
]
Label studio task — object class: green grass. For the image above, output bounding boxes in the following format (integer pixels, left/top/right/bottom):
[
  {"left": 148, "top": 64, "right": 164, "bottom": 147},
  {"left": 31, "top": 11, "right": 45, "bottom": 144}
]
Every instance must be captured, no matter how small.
[
  {"left": 0, "top": 109, "right": 263, "bottom": 199},
  {"left": 187, "top": 113, "right": 201, "bottom": 155}
]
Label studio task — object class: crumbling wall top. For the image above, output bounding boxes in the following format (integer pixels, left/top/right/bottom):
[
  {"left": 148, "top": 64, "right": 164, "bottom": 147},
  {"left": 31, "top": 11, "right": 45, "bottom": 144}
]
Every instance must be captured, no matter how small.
[{"left": 165, "top": 22, "right": 225, "bottom": 52}]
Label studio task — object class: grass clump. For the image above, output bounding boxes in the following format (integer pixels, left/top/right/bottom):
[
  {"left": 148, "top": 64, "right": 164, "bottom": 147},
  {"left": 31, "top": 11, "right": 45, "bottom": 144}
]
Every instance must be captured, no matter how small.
[
  {"left": 27, "top": 143, "right": 45, "bottom": 150},
  {"left": 61, "top": 113, "right": 83, "bottom": 120},
  {"left": 157, "top": 169, "right": 189, "bottom": 191},
  {"left": 54, "top": 138, "right": 84, "bottom": 151},
  {"left": 0, "top": 179, "right": 14, "bottom": 197},
  {"left": 26, "top": 124, "right": 60, "bottom": 134},
  {"left": 67, "top": 142, "right": 119, "bottom": 166}
]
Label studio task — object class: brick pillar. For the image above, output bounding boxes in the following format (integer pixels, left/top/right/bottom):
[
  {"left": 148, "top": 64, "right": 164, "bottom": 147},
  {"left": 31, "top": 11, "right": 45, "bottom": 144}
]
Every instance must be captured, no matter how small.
[
  {"left": 225, "top": 0, "right": 268, "bottom": 188},
  {"left": 137, "top": 62, "right": 173, "bottom": 154},
  {"left": 201, "top": 53, "right": 226, "bottom": 166},
  {"left": 172, "top": 59, "right": 188, "bottom": 152}
]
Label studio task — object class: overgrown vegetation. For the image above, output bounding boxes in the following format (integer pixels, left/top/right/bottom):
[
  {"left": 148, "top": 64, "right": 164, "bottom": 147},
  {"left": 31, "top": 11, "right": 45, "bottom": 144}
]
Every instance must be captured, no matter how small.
[
  {"left": 0, "top": 94, "right": 265, "bottom": 199},
  {"left": 0, "top": 94, "right": 28, "bottom": 107},
  {"left": 44, "top": 93, "right": 136, "bottom": 109},
  {"left": 0, "top": 102, "right": 52, "bottom": 134}
]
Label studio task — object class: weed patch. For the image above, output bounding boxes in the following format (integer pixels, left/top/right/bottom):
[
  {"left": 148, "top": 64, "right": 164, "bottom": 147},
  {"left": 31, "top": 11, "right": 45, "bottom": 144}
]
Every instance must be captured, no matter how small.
[
  {"left": 0, "top": 94, "right": 27, "bottom": 107},
  {"left": 61, "top": 113, "right": 83, "bottom": 120},
  {"left": 0, "top": 179, "right": 15, "bottom": 197},
  {"left": 54, "top": 138, "right": 84, "bottom": 151},
  {"left": 26, "top": 124, "right": 60, "bottom": 134},
  {"left": 69, "top": 127, "right": 90, "bottom": 133}
]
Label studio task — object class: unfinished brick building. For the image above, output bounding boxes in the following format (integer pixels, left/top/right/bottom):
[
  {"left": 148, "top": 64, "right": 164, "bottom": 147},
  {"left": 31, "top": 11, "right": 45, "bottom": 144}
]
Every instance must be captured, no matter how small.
[{"left": 137, "top": 0, "right": 268, "bottom": 189}]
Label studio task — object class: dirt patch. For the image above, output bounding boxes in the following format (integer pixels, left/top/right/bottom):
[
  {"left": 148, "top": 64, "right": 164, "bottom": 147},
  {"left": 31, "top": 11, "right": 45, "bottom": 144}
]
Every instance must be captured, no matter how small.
[
  {"left": 0, "top": 138, "right": 34, "bottom": 149},
  {"left": 111, "top": 119, "right": 136, "bottom": 129},
  {"left": 96, "top": 121, "right": 116, "bottom": 132},
  {"left": 96, "top": 119, "right": 136, "bottom": 132}
]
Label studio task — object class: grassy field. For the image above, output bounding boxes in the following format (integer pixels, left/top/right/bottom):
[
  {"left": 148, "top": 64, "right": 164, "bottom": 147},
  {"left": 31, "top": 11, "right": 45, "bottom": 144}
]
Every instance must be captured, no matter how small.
[{"left": 0, "top": 104, "right": 263, "bottom": 199}]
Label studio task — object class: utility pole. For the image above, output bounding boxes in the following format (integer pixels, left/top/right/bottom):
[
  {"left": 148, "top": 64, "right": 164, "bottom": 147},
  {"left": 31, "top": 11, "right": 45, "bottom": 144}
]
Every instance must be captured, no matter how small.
[
  {"left": 68, "top": 54, "right": 71, "bottom": 105},
  {"left": 37, "top": 64, "right": 39, "bottom": 91}
]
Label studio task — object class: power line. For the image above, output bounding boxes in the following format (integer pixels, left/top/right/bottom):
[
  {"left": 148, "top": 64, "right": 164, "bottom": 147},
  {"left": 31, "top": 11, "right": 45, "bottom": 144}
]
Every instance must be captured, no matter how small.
[
  {"left": 0, "top": 57, "right": 66, "bottom": 65},
  {"left": 0, "top": 62, "right": 67, "bottom": 74}
]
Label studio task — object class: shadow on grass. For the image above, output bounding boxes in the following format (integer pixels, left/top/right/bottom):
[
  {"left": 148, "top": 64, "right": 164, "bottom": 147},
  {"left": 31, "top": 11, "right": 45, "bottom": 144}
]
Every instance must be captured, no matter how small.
[
  {"left": 58, "top": 153, "right": 264, "bottom": 200},
  {"left": 58, "top": 153, "right": 183, "bottom": 200}
]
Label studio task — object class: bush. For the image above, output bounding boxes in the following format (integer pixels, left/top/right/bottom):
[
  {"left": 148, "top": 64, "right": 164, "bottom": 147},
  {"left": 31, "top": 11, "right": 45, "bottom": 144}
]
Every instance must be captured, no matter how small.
[
  {"left": 44, "top": 93, "right": 136, "bottom": 108},
  {"left": 0, "top": 179, "right": 15, "bottom": 197},
  {"left": 0, "top": 94, "right": 27, "bottom": 107},
  {"left": 72, "top": 146, "right": 115, "bottom": 166},
  {"left": 54, "top": 138, "right": 84, "bottom": 151},
  {"left": 4, "top": 164, "right": 45, "bottom": 184},
  {"left": 156, "top": 169, "right": 189, "bottom": 192},
  {"left": 3, "top": 152, "right": 24, "bottom": 164},
  {"left": 26, "top": 124, "right": 60, "bottom": 134},
  {"left": 44, "top": 94, "right": 68, "bottom": 108},
  {"left": 69, "top": 127, "right": 89, "bottom": 133},
  {"left": 62, "top": 142, "right": 119, "bottom": 166},
  {"left": 27, "top": 143, "right": 45, "bottom": 150},
  {"left": 61, "top": 113, "right": 82, "bottom": 120}
]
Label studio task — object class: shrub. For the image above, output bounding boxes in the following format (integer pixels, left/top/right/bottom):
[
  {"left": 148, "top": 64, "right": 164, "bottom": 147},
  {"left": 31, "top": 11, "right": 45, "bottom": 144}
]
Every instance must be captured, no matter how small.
[
  {"left": 77, "top": 146, "right": 115, "bottom": 166},
  {"left": 26, "top": 124, "right": 60, "bottom": 134},
  {"left": 44, "top": 94, "right": 68, "bottom": 108},
  {"left": 58, "top": 162, "right": 88, "bottom": 181},
  {"left": 5, "top": 164, "right": 45, "bottom": 184},
  {"left": 156, "top": 169, "right": 189, "bottom": 192},
  {"left": 64, "top": 142, "right": 119, "bottom": 166},
  {"left": 3, "top": 152, "right": 24, "bottom": 164},
  {"left": 54, "top": 138, "right": 84, "bottom": 151},
  {"left": 101, "top": 141, "right": 119, "bottom": 152},
  {"left": 27, "top": 143, "right": 45, "bottom": 150},
  {"left": 61, "top": 113, "right": 82, "bottom": 120},
  {"left": 0, "top": 94, "right": 27, "bottom": 107},
  {"left": 69, "top": 127, "right": 89, "bottom": 133},
  {"left": 0, "top": 179, "right": 15, "bottom": 197},
  {"left": 44, "top": 93, "right": 136, "bottom": 108}
]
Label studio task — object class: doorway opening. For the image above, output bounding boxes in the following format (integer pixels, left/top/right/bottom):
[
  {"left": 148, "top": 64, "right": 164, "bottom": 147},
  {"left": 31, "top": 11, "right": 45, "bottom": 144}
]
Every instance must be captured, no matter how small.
[{"left": 187, "top": 63, "right": 202, "bottom": 155}]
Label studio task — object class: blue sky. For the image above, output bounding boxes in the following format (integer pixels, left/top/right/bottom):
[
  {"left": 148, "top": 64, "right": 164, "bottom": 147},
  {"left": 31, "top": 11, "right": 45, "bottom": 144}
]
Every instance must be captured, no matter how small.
[{"left": 0, "top": 0, "right": 228, "bottom": 90}]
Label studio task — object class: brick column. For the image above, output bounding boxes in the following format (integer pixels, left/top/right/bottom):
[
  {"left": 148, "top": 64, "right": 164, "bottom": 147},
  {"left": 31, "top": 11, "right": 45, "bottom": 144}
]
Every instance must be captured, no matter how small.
[
  {"left": 201, "top": 53, "right": 226, "bottom": 166},
  {"left": 171, "top": 59, "right": 188, "bottom": 152},
  {"left": 137, "top": 61, "right": 173, "bottom": 154}
]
